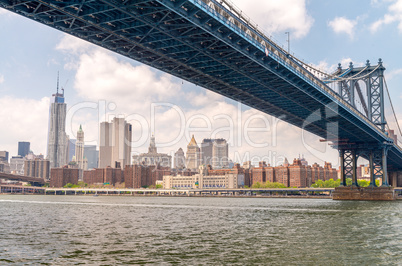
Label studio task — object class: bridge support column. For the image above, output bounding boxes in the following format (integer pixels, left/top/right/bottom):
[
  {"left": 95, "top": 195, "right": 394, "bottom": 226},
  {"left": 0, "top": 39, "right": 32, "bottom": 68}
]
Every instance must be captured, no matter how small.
[
  {"left": 369, "top": 150, "right": 376, "bottom": 187},
  {"left": 389, "top": 172, "right": 398, "bottom": 187},
  {"left": 381, "top": 146, "right": 390, "bottom": 187},
  {"left": 339, "top": 150, "right": 346, "bottom": 186},
  {"left": 352, "top": 150, "right": 359, "bottom": 187}
]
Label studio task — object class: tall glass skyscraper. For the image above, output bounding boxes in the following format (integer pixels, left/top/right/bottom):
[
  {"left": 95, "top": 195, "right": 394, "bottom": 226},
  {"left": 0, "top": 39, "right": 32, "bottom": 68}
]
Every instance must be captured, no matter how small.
[
  {"left": 18, "top": 141, "right": 30, "bottom": 157},
  {"left": 46, "top": 75, "right": 68, "bottom": 168}
]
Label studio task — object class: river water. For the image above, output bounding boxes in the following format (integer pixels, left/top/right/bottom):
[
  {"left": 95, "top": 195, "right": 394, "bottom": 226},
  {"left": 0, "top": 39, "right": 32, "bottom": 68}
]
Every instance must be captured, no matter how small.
[{"left": 0, "top": 195, "right": 401, "bottom": 265}]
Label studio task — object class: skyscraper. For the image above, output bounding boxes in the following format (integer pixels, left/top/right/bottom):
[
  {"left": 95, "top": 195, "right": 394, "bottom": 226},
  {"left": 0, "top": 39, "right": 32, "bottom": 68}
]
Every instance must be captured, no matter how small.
[
  {"left": 47, "top": 75, "right": 68, "bottom": 168},
  {"left": 174, "top": 148, "right": 186, "bottom": 169},
  {"left": 200, "top": 138, "right": 229, "bottom": 169},
  {"left": 84, "top": 145, "right": 98, "bottom": 169},
  {"left": 18, "top": 142, "right": 30, "bottom": 157},
  {"left": 99, "top": 117, "right": 132, "bottom": 169},
  {"left": 186, "top": 135, "right": 200, "bottom": 171},
  {"left": 75, "top": 125, "right": 87, "bottom": 170},
  {"left": 132, "top": 134, "right": 172, "bottom": 168}
]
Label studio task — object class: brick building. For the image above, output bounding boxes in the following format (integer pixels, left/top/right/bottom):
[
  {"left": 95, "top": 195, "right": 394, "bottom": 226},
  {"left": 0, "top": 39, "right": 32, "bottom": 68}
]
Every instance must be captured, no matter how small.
[
  {"left": 311, "top": 163, "right": 324, "bottom": 183},
  {"left": 83, "top": 167, "right": 123, "bottom": 186},
  {"left": 251, "top": 161, "right": 267, "bottom": 184},
  {"left": 124, "top": 164, "right": 171, "bottom": 188},
  {"left": 265, "top": 166, "right": 275, "bottom": 183},
  {"left": 207, "top": 163, "right": 250, "bottom": 187},
  {"left": 24, "top": 158, "right": 50, "bottom": 180},
  {"left": 323, "top": 162, "right": 337, "bottom": 181},
  {"left": 50, "top": 168, "right": 79, "bottom": 187},
  {"left": 249, "top": 160, "right": 337, "bottom": 188},
  {"left": 288, "top": 159, "right": 307, "bottom": 188},
  {"left": 275, "top": 166, "right": 289, "bottom": 187}
]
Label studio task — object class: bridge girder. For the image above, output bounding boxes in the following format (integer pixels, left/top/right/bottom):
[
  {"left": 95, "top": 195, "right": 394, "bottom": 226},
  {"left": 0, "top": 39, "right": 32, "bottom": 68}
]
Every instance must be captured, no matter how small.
[{"left": 1, "top": 0, "right": 401, "bottom": 170}]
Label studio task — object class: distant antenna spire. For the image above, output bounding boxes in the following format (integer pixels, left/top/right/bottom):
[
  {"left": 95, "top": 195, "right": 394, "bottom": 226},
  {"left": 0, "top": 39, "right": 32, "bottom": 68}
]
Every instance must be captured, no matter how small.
[{"left": 57, "top": 71, "right": 59, "bottom": 94}]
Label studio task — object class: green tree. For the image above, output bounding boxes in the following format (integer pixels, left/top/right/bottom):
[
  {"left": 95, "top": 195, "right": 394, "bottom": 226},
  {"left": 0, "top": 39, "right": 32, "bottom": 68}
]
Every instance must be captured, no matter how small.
[
  {"left": 252, "top": 181, "right": 286, "bottom": 188},
  {"left": 358, "top": 179, "right": 370, "bottom": 187},
  {"left": 311, "top": 180, "right": 324, "bottom": 188},
  {"left": 251, "top": 182, "right": 262, "bottom": 188},
  {"left": 155, "top": 184, "right": 163, "bottom": 189},
  {"left": 63, "top": 183, "right": 73, "bottom": 188}
]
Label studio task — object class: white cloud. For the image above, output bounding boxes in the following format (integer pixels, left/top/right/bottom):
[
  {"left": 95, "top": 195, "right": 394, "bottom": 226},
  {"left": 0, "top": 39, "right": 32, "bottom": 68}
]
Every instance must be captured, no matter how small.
[
  {"left": 0, "top": 96, "right": 50, "bottom": 157},
  {"left": 328, "top": 17, "right": 358, "bottom": 38},
  {"left": 74, "top": 50, "right": 181, "bottom": 114},
  {"left": 55, "top": 31, "right": 339, "bottom": 167},
  {"left": 56, "top": 34, "right": 91, "bottom": 55},
  {"left": 370, "top": 0, "right": 402, "bottom": 33},
  {"left": 386, "top": 68, "right": 402, "bottom": 79},
  {"left": 232, "top": 0, "right": 314, "bottom": 39},
  {"left": 0, "top": 74, "right": 4, "bottom": 84}
]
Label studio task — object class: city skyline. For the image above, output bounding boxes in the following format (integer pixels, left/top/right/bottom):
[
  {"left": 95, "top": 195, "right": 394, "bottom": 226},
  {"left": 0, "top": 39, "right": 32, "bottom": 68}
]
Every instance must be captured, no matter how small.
[{"left": 1, "top": 1, "right": 402, "bottom": 168}]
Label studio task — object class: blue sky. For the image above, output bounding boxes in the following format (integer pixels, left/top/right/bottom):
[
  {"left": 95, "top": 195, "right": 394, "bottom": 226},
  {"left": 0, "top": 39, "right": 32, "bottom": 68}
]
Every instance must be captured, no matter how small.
[{"left": 1, "top": 0, "right": 402, "bottom": 168}]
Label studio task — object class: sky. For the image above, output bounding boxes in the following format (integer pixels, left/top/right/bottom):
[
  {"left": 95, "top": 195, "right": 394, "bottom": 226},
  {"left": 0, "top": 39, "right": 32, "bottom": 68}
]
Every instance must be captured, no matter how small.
[{"left": 1, "top": 0, "right": 402, "bottom": 168}]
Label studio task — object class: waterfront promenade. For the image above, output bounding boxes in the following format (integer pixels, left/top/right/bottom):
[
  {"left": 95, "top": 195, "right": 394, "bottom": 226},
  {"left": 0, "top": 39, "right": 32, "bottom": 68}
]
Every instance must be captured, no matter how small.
[{"left": 2, "top": 184, "right": 402, "bottom": 199}]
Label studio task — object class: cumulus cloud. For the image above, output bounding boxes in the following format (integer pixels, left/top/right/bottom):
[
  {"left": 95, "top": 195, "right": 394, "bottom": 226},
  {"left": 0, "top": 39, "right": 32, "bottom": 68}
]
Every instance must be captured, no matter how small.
[
  {"left": 370, "top": 0, "right": 402, "bottom": 33},
  {"left": 328, "top": 17, "right": 358, "bottom": 38},
  {"left": 0, "top": 96, "right": 50, "bottom": 156},
  {"left": 74, "top": 50, "right": 181, "bottom": 113},
  {"left": 0, "top": 74, "right": 4, "bottom": 84},
  {"left": 55, "top": 31, "right": 338, "bottom": 167},
  {"left": 56, "top": 34, "right": 91, "bottom": 55},
  {"left": 233, "top": 0, "right": 314, "bottom": 39},
  {"left": 386, "top": 68, "right": 402, "bottom": 79}
]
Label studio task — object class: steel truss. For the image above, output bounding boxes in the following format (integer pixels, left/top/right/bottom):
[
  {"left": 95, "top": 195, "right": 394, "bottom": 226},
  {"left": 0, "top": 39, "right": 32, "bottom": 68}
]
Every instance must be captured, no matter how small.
[
  {"left": 338, "top": 144, "right": 391, "bottom": 187},
  {"left": 337, "top": 60, "right": 386, "bottom": 132}
]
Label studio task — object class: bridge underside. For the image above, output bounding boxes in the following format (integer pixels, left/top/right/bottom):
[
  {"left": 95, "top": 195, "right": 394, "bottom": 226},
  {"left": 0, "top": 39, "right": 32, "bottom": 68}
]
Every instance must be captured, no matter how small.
[
  {"left": 0, "top": 173, "right": 45, "bottom": 186},
  {"left": 1, "top": 0, "right": 402, "bottom": 174}
]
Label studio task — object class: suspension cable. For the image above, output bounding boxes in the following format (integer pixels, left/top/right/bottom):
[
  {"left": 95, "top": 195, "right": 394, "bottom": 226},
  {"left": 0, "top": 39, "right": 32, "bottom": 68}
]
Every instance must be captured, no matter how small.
[
  {"left": 384, "top": 77, "right": 402, "bottom": 143},
  {"left": 291, "top": 56, "right": 380, "bottom": 82}
]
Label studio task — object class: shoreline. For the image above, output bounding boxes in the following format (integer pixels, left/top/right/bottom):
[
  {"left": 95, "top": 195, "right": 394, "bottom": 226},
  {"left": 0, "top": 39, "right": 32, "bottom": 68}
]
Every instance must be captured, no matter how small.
[{"left": 0, "top": 192, "right": 332, "bottom": 199}]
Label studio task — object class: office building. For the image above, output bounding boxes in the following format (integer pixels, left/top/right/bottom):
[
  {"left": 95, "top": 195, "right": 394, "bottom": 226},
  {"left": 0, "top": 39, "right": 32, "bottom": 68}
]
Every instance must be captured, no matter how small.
[
  {"left": 0, "top": 151, "right": 10, "bottom": 173},
  {"left": 74, "top": 125, "right": 87, "bottom": 170},
  {"left": 200, "top": 138, "right": 229, "bottom": 169},
  {"left": 99, "top": 117, "right": 132, "bottom": 169},
  {"left": 84, "top": 145, "right": 98, "bottom": 169},
  {"left": 68, "top": 139, "right": 76, "bottom": 163},
  {"left": 174, "top": 148, "right": 186, "bottom": 169},
  {"left": 132, "top": 134, "right": 172, "bottom": 168},
  {"left": 47, "top": 76, "right": 68, "bottom": 168},
  {"left": 10, "top": 155, "right": 25, "bottom": 175},
  {"left": 163, "top": 165, "right": 243, "bottom": 189},
  {"left": 18, "top": 142, "right": 30, "bottom": 157},
  {"left": 186, "top": 135, "right": 200, "bottom": 171},
  {"left": 0, "top": 151, "right": 9, "bottom": 162},
  {"left": 24, "top": 158, "right": 50, "bottom": 180}
]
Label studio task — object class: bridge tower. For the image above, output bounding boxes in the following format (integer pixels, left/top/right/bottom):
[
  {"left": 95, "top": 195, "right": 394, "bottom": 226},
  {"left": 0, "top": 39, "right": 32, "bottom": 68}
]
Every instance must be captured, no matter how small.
[
  {"left": 333, "top": 59, "right": 393, "bottom": 188},
  {"left": 336, "top": 59, "right": 386, "bottom": 131}
]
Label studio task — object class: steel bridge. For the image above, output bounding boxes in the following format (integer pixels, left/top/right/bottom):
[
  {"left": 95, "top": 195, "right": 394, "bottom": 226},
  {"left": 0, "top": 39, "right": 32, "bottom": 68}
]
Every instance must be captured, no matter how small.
[
  {"left": 0, "top": 172, "right": 45, "bottom": 186},
  {"left": 1, "top": 0, "right": 402, "bottom": 186}
]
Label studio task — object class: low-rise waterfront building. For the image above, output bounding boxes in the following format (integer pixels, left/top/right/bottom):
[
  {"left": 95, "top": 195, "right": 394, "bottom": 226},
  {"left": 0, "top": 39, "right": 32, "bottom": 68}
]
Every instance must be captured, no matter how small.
[{"left": 163, "top": 165, "right": 243, "bottom": 189}]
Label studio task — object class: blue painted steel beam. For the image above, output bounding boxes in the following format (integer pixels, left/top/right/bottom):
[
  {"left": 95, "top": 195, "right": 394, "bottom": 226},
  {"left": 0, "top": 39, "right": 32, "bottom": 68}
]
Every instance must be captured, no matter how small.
[{"left": 0, "top": 0, "right": 401, "bottom": 169}]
